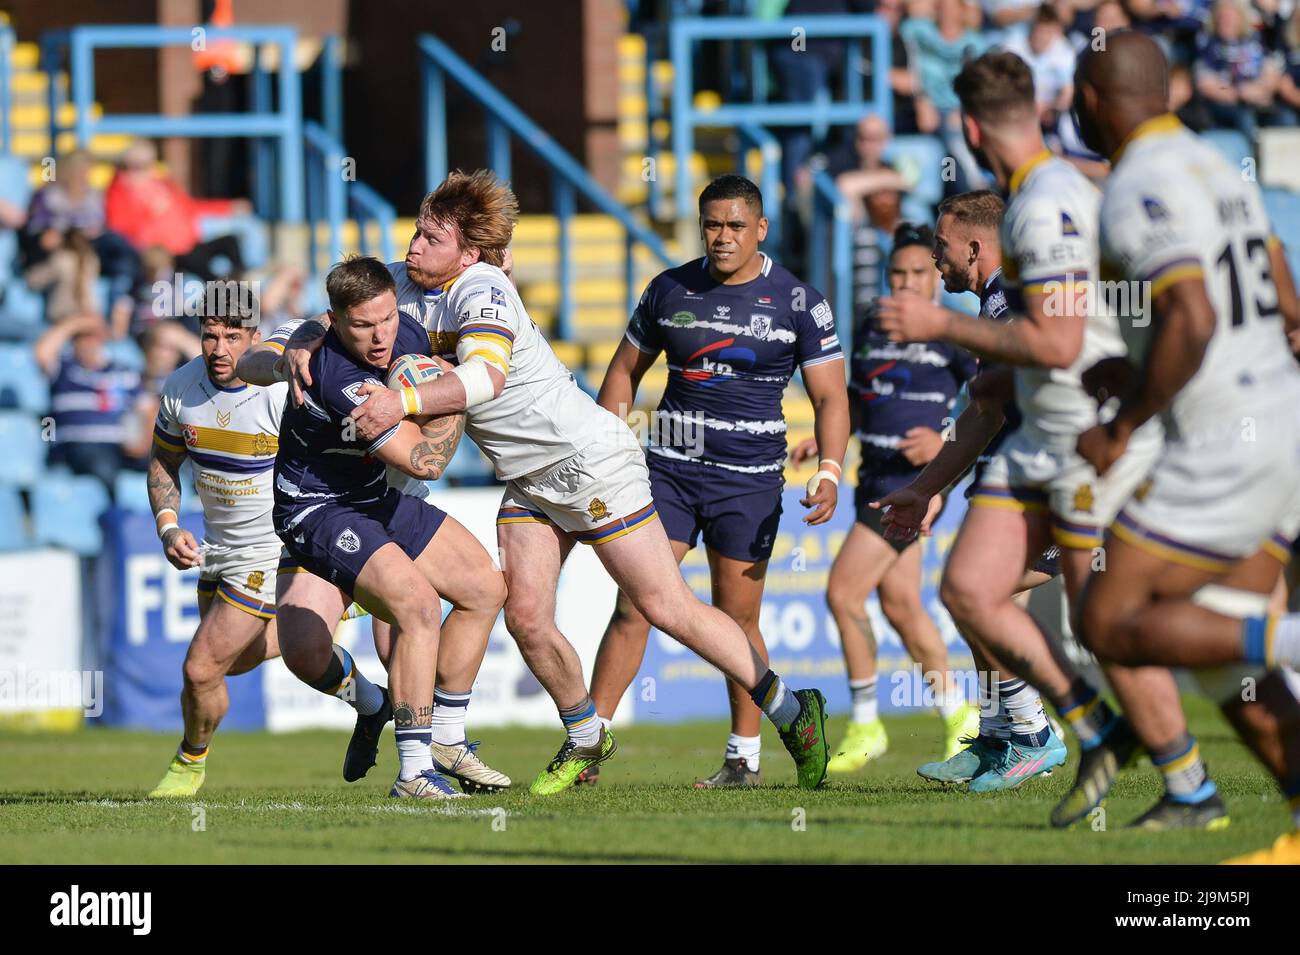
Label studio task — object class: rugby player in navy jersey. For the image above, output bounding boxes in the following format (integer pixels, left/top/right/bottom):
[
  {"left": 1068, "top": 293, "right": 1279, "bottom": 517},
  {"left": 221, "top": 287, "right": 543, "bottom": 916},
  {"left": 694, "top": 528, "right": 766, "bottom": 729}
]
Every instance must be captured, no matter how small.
[
  {"left": 586, "top": 175, "right": 849, "bottom": 786},
  {"left": 272, "top": 256, "right": 507, "bottom": 800},
  {"left": 792, "top": 223, "right": 980, "bottom": 775},
  {"left": 871, "top": 192, "right": 1067, "bottom": 790}
]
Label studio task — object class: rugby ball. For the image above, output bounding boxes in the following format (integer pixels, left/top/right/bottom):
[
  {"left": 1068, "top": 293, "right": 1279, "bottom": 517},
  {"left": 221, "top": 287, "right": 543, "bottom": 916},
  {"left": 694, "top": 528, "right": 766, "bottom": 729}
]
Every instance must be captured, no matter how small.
[{"left": 386, "top": 353, "right": 444, "bottom": 390}]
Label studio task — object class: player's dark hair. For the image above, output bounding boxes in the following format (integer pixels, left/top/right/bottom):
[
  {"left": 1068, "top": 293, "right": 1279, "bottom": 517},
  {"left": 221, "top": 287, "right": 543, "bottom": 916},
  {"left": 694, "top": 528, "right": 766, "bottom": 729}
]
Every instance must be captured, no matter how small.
[
  {"left": 890, "top": 222, "right": 934, "bottom": 256},
  {"left": 937, "top": 189, "right": 1004, "bottom": 233},
  {"left": 698, "top": 174, "right": 764, "bottom": 218},
  {"left": 198, "top": 314, "right": 254, "bottom": 331},
  {"left": 954, "top": 51, "right": 1037, "bottom": 122},
  {"left": 326, "top": 255, "right": 397, "bottom": 318}
]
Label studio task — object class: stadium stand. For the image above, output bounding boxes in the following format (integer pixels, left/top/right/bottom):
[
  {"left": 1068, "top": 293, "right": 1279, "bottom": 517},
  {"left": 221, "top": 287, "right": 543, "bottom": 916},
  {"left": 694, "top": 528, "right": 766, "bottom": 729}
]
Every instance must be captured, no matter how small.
[{"left": 0, "top": 2, "right": 1298, "bottom": 555}]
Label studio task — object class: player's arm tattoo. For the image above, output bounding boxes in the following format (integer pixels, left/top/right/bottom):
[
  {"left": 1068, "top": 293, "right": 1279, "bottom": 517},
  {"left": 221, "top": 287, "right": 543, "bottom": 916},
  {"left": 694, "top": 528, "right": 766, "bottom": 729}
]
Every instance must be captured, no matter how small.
[
  {"left": 147, "top": 442, "right": 187, "bottom": 517},
  {"left": 408, "top": 412, "right": 467, "bottom": 481}
]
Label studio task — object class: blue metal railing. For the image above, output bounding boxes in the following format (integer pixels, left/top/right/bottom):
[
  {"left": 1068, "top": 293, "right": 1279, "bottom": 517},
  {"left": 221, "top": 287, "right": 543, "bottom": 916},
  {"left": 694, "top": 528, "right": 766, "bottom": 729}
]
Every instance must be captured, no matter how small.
[
  {"left": 0, "top": 24, "right": 13, "bottom": 154},
  {"left": 737, "top": 122, "right": 782, "bottom": 251},
  {"left": 42, "top": 25, "right": 304, "bottom": 221},
  {"left": 669, "top": 15, "right": 892, "bottom": 221},
  {"left": 810, "top": 169, "right": 853, "bottom": 350},
  {"left": 303, "top": 119, "right": 395, "bottom": 275},
  {"left": 418, "top": 32, "right": 673, "bottom": 340}
]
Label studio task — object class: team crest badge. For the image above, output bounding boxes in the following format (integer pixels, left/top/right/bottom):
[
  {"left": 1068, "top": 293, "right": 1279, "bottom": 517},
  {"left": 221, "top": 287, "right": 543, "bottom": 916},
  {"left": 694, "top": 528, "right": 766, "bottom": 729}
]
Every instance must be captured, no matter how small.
[
  {"left": 246, "top": 570, "right": 265, "bottom": 593},
  {"left": 587, "top": 498, "right": 609, "bottom": 521},
  {"left": 335, "top": 528, "right": 361, "bottom": 554},
  {"left": 1073, "top": 483, "right": 1095, "bottom": 514},
  {"left": 749, "top": 314, "right": 771, "bottom": 339},
  {"left": 216, "top": 409, "right": 231, "bottom": 428},
  {"left": 253, "top": 432, "right": 271, "bottom": 455}
]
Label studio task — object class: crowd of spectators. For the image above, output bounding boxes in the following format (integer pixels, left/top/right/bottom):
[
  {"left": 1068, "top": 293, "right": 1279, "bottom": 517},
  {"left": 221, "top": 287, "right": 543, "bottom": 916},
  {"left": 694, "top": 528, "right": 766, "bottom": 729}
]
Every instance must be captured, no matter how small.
[
  {"left": 756, "top": 0, "right": 1300, "bottom": 331},
  {"left": 1, "top": 138, "right": 304, "bottom": 501}
]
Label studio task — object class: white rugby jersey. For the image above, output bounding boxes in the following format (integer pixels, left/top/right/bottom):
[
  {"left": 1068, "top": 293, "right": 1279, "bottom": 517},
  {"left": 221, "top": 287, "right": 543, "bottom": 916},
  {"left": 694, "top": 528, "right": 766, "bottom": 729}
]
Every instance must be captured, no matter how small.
[
  {"left": 1000, "top": 149, "right": 1126, "bottom": 451},
  {"left": 153, "top": 357, "right": 286, "bottom": 554},
  {"left": 389, "top": 260, "right": 625, "bottom": 481},
  {"left": 1099, "top": 115, "right": 1300, "bottom": 437}
]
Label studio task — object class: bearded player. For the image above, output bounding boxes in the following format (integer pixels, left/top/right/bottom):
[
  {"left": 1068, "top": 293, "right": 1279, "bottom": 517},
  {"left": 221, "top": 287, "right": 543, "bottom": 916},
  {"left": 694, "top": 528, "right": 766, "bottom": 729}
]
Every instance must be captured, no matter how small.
[{"left": 875, "top": 51, "right": 1183, "bottom": 807}]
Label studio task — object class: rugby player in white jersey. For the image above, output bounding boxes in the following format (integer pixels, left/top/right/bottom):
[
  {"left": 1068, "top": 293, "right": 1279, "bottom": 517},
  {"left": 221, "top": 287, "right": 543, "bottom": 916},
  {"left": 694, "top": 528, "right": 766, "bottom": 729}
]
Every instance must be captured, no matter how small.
[
  {"left": 237, "top": 330, "right": 511, "bottom": 795},
  {"left": 145, "top": 313, "right": 350, "bottom": 796},
  {"left": 278, "top": 171, "right": 832, "bottom": 794},
  {"left": 874, "top": 50, "right": 1187, "bottom": 805},
  {"left": 1056, "top": 33, "right": 1300, "bottom": 855}
]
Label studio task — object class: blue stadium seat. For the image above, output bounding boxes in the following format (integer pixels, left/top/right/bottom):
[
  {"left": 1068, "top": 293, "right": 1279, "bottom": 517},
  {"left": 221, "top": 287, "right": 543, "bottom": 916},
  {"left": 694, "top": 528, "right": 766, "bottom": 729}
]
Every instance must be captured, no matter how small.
[
  {"left": 32, "top": 472, "right": 111, "bottom": 555},
  {"left": 200, "top": 214, "right": 271, "bottom": 272},
  {"left": 0, "top": 412, "right": 45, "bottom": 486},
  {"left": 885, "top": 135, "right": 946, "bottom": 212},
  {"left": 0, "top": 343, "right": 50, "bottom": 413},
  {"left": 0, "top": 155, "right": 32, "bottom": 209},
  {"left": 1262, "top": 188, "right": 1300, "bottom": 282},
  {"left": 113, "top": 469, "right": 153, "bottom": 512},
  {"left": 0, "top": 484, "right": 31, "bottom": 551},
  {"left": 0, "top": 279, "right": 46, "bottom": 341},
  {"left": 1202, "top": 128, "right": 1253, "bottom": 170}
]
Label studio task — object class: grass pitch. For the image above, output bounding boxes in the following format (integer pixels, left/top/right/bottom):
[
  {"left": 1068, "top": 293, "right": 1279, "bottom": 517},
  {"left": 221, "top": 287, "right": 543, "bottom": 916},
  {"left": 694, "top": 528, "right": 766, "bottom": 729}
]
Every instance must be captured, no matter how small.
[{"left": 0, "top": 697, "right": 1290, "bottom": 864}]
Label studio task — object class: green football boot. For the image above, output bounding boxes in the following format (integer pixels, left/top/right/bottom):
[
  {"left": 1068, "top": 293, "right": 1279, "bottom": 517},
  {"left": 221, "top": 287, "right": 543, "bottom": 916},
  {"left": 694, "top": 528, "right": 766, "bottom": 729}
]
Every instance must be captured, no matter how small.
[
  {"left": 529, "top": 726, "right": 617, "bottom": 796},
  {"left": 777, "top": 688, "right": 830, "bottom": 790},
  {"left": 147, "top": 755, "right": 206, "bottom": 799}
]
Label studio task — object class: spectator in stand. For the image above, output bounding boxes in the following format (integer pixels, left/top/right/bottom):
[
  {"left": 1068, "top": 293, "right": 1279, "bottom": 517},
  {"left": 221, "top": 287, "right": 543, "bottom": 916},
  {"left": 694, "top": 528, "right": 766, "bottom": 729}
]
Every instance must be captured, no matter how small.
[
  {"left": 1006, "top": 6, "right": 1078, "bottom": 137},
  {"left": 772, "top": 0, "right": 875, "bottom": 195},
  {"left": 900, "top": 0, "right": 992, "bottom": 190},
  {"left": 22, "top": 151, "right": 140, "bottom": 333},
  {"left": 1194, "top": 0, "right": 1287, "bottom": 138},
  {"left": 34, "top": 312, "right": 151, "bottom": 494},
  {"left": 873, "top": 0, "right": 925, "bottom": 135},
  {"left": 1273, "top": 7, "right": 1300, "bottom": 123},
  {"left": 982, "top": 0, "right": 1041, "bottom": 41},
  {"left": 105, "top": 139, "right": 248, "bottom": 284},
  {"left": 1126, "top": 0, "right": 1216, "bottom": 65},
  {"left": 833, "top": 115, "right": 912, "bottom": 196},
  {"left": 850, "top": 185, "right": 907, "bottom": 317}
]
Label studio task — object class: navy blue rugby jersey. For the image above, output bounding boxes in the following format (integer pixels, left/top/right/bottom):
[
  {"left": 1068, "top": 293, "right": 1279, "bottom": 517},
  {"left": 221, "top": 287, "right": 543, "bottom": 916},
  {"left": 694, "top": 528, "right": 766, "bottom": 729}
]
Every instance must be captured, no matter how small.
[
  {"left": 626, "top": 253, "right": 843, "bottom": 481},
  {"left": 976, "top": 267, "right": 1023, "bottom": 449},
  {"left": 274, "top": 312, "right": 429, "bottom": 513},
  {"left": 852, "top": 300, "right": 976, "bottom": 476}
]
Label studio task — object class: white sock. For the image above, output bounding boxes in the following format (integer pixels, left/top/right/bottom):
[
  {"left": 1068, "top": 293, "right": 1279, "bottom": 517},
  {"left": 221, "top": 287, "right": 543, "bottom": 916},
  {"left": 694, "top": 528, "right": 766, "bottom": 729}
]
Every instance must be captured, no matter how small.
[
  {"left": 559, "top": 697, "right": 602, "bottom": 748},
  {"left": 849, "top": 677, "right": 878, "bottom": 724},
  {"left": 978, "top": 671, "right": 1010, "bottom": 739},
  {"left": 726, "top": 733, "right": 761, "bottom": 770},
  {"left": 430, "top": 687, "right": 470, "bottom": 746},
  {"left": 332, "top": 646, "right": 383, "bottom": 715},
  {"left": 396, "top": 726, "right": 433, "bottom": 781},
  {"left": 1272, "top": 614, "right": 1300, "bottom": 667},
  {"left": 599, "top": 716, "right": 613, "bottom": 730},
  {"left": 1000, "top": 678, "right": 1050, "bottom": 747},
  {"left": 754, "top": 673, "right": 801, "bottom": 727}
]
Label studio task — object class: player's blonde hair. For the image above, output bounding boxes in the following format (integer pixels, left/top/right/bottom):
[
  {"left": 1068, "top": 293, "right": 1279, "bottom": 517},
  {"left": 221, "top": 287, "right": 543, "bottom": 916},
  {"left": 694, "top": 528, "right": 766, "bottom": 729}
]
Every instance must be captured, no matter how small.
[{"left": 417, "top": 169, "right": 519, "bottom": 269}]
